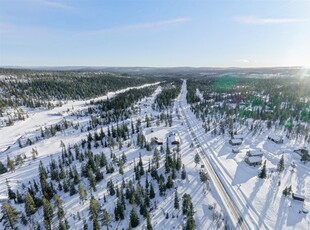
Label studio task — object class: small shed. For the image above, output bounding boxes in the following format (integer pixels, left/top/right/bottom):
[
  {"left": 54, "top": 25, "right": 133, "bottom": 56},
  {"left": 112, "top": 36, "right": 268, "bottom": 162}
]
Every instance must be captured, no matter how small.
[
  {"left": 229, "top": 138, "right": 242, "bottom": 146},
  {"left": 292, "top": 193, "right": 305, "bottom": 202},
  {"left": 169, "top": 132, "right": 180, "bottom": 145},
  {"left": 233, "top": 134, "right": 244, "bottom": 140},
  {"left": 152, "top": 137, "right": 163, "bottom": 145},
  {"left": 245, "top": 156, "right": 262, "bottom": 166},
  {"left": 170, "top": 135, "right": 180, "bottom": 145},
  {"left": 232, "top": 147, "right": 240, "bottom": 153},
  {"left": 246, "top": 149, "right": 263, "bottom": 157},
  {"left": 268, "top": 134, "right": 283, "bottom": 144}
]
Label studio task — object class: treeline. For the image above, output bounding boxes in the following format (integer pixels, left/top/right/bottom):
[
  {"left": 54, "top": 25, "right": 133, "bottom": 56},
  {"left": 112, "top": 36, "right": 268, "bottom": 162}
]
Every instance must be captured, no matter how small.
[
  {"left": 90, "top": 85, "right": 157, "bottom": 123},
  {"left": 187, "top": 76, "right": 310, "bottom": 145},
  {"left": 187, "top": 76, "right": 310, "bottom": 123},
  {"left": 0, "top": 69, "right": 158, "bottom": 109},
  {"left": 155, "top": 80, "right": 182, "bottom": 111}
]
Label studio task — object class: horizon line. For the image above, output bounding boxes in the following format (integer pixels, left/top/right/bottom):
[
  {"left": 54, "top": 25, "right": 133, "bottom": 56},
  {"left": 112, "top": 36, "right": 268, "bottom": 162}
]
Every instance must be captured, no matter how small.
[{"left": 0, "top": 65, "right": 306, "bottom": 70}]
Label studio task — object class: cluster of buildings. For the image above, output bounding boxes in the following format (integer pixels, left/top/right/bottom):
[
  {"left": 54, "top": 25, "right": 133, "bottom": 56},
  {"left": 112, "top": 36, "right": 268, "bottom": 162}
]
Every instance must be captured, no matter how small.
[
  {"left": 151, "top": 131, "right": 180, "bottom": 146},
  {"left": 244, "top": 149, "right": 263, "bottom": 166},
  {"left": 229, "top": 133, "right": 284, "bottom": 166}
]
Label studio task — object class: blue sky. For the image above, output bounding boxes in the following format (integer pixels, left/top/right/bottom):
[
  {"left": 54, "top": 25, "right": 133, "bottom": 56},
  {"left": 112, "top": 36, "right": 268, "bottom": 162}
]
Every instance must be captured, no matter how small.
[{"left": 0, "top": 0, "right": 309, "bottom": 67}]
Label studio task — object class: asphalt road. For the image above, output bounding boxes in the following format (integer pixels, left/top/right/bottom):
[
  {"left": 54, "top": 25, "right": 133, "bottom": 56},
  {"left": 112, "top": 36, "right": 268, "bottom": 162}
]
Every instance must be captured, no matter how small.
[{"left": 179, "top": 80, "right": 249, "bottom": 230}]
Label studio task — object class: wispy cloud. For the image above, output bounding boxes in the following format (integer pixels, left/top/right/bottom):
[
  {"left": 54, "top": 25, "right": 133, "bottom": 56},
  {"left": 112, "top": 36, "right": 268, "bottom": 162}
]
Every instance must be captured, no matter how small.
[
  {"left": 234, "top": 16, "right": 305, "bottom": 25},
  {"left": 36, "top": 0, "right": 73, "bottom": 10},
  {"left": 236, "top": 59, "right": 250, "bottom": 63},
  {"left": 123, "top": 17, "right": 190, "bottom": 30},
  {"left": 82, "top": 17, "right": 190, "bottom": 35}
]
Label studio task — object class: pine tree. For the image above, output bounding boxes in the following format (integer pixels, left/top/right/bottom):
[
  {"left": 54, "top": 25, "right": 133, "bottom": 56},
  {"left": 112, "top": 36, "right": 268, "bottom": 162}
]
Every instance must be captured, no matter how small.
[
  {"left": 115, "top": 198, "right": 124, "bottom": 221},
  {"left": 199, "top": 170, "right": 209, "bottom": 183},
  {"left": 258, "top": 160, "right": 267, "bottom": 179},
  {"left": 101, "top": 209, "right": 112, "bottom": 230},
  {"left": 78, "top": 183, "right": 87, "bottom": 203},
  {"left": 93, "top": 219, "right": 100, "bottom": 230},
  {"left": 70, "top": 182, "right": 77, "bottom": 196},
  {"left": 31, "top": 148, "right": 39, "bottom": 160},
  {"left": 194, "top": 153, "right": 200, "bottom": 166},
  {"left": 301, "top": 152, "right": 310, "bottom": 163},
  {"left": 149, "top": 183, "right": 155, "bottom": 199},
  {"left": 63, "top": 179, "right": 69, "bottom": 193},
  {"left": 7, "top": 187, "right": 16, "bottom": 201},
  {"left": 176, "top": 157, "right": 182, "bottom": 171},
  {"left": 16, "top": 190, "right": 23, "bottom": 204},
  {"left": 146, "top": 211, "right": 153, "bottom": 230},
  {"left": 73, "top": 166, "right": 81, "bottom": 184},
  {"left": 25, "top": 192, "right": 36, "bottom": 216},
  {"left": 83, "top": 219, "right": 88, "bottom": 230},
  {"left": 182, "top": 193, "right": 192, "bottom": 216},
  {"left": 54, "top": 195, "right": 65, "bottom": 225},
  {"left": 139, "top": 202, "right": 147, "bottom": 217},
  {"left": 89, "top": 195, "right": 101, "bottom": 220},
  {"left": 43, "top": 198, "right": 54, "bottom": 230},
  {"left": 159, "top": 179, "right": 166, "bottom": 196},
  {"left": 107, "top": 179, "right": 115, "bottom": 196},
  {"left": 277, "top": 155, "right": 284, "bottom": 172},
  {"left": 0, "top": 160, "right": 8, "bottom": 174},
  {"left": 119, "top": 162, "right": 124, "bottom": 175},
  {"left": 186, "top": 215, "right": 196, "bottom": 230},
  {"left": 171, "top": 168, "right": 176, "bottom": 180},
  {"left": 282, "top": 187, "right": 288, "bottom": 196},
  {"left": 7, "top": 156, "right": 15, "bottom": 172},
  {"left": 88, "top": 170, "right": 97, "bottom": 192},
  {"left": 100, "top": 152, "right": 107, "bottom": 168},
  {"left": 174, "top": 191, "right": 179, "bottom": 209},
  {"left": 40, "top": 173, "right": 54, "bottom": 200},
  {"left": 130, "top": 206, "right": 139, "bottom": 228},
  {"left": 20, "top": 212, "right": 28, "bottom": 226},
  {"left": 58, "top": 221, "right": 67, "bottom": 230},
  {"left": 283, "top": 186, "right": 292, "bottom": 196},
  {"left": 0, "top": 202, "right": 20, "bottom": 230},
  {"left": 181, "top": 164, "right": 186, "bottom": 180},
  {"left": 166, "top": 175, "right": 174, "bottom": 189}
]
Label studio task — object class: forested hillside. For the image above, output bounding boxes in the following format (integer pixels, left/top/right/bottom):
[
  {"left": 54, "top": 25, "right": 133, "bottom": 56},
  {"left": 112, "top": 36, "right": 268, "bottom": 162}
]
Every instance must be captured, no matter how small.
[{"left": 0, "top": 69, "right": 158, "bottom": 109}]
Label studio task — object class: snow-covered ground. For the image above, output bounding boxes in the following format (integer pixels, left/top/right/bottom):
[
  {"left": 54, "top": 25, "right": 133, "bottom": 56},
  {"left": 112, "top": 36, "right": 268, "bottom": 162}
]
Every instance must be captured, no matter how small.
[
  {"left": 0, "top": 82, "right": 160, "bottom": 153},
  {"left": 181, "top": 80, "right": 310, "bottom": 229},
  {"left": 0, "top": 81, "right": 228, "bottom": 230},
  {"left": 1, "top": 79, "right": 309, "bottom": 230}
]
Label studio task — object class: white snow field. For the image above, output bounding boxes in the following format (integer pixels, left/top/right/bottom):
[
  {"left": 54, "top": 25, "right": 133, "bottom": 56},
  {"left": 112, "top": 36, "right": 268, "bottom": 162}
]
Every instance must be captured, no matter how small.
[{"left": 0, "top": 82, "right": 160, "bottom": 153}]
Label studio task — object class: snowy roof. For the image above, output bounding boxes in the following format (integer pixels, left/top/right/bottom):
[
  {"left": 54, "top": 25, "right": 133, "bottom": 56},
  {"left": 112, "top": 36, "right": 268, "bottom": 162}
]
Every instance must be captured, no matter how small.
[
  {"left": 247, "top": 156, "right": 262, "bottom": 163},
  {"left": 234, "top": 134, "right": 244, "bottom": 139},
  {"left": 153, "top": 137, "right": 163, "bottom": 142},
  {"left": 247, "top": 149, "right": 263, "bottom": 157},
  {"left": 232, "top": 147, "right": 239, "bottom": 152},
  {"left": 170, "top": 135, "right": 180, "bottom": 143},
  {"left": 293, "top": 193, "right": 305, "bottom": 199},
  {"left": 169, "top": 131, "right": 179, "bottom": 137},
  {"left": 268, "top": 134, "right": 282, "bottom": 142},
  {"left": 230, "top": 138, "right": 242, "bottom": 144}
]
